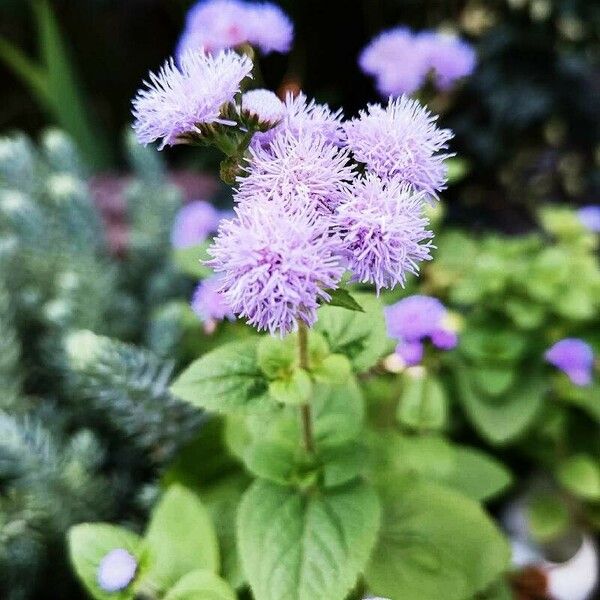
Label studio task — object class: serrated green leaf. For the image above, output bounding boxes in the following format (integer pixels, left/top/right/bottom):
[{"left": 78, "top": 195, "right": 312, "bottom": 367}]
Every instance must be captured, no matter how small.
[
  {"left": 170, "top": 339, "right": 273, "bottom": 414},
  {"left": 163, "top": 570, "right": 236, "bottom": 600},
  {"left": 142, "top": 485, "right": 219, "bottom": 591},
  {"left": 397, "top": 370, "right": 447, "bottom": 431},
  {"left": 321, "top": 442, "right": 367, "bottom": 488},
  {"left": 173, "top": 242, "right": 213, "bottom": 279},
  {"left": 527, "top": 494, "right": 570, "bottom": 542},
  {"left": 243, "top": 441, "right": 298, "bottom": 485},
  {"left": 556, "top": 455, "right": 600, "bottom": 500},
  {"left": 323, "top": 288, "right": 365, "bottom": 312},
  {"left": 238, "top": 479, "right": 381, "bottom": 600},
  {"left": 315, "top": 294, "right": 388, "bottom": 372},
  {"left": 365, "top": 482, "right": 510, "bottom": 600},
  {"left": 68, "top": 524, "right": 142, "bottom": 600}
]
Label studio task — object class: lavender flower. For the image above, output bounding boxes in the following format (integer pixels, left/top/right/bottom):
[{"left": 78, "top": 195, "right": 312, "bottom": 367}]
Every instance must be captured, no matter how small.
[
  {"left": 385, "top": 295, "right": 458, "bottom": 365},
  {"left": 416, "top": 32, "right": 476, "bottom": 90},
  {"left": 177, "top": 0, "right": 292, "bottom": 57},
  {"left": 545, "top": 338, "right": 595, "bottom": 386},
  {"left": 577, "top": 205, "right": 600, "bottom": 233},
  {"left": 334, "top": 175, "right": 433, "bottom": 292},
  {"left": 191, "top": 275, "right": 234, "bottom": 332},
  {"left": 132, "top": 50, "right": 252, "bottom": 149},
  {"left": 237, "top": 130, "right": 355, "bottom": 214},
  {"left": 343, "top": 97, "right": 453, "bottom": 199},
  {"left": 171, "top": 200, "right": 220, "bottom": 248},
  {"left": 207, "top": 202, "right": 345, "bottom": 335},
  {"left": 359, "top": 27, "right": 428, "bottom": 96},
  {"left": 97, "top": 548, "right": 137, "bottom": 592}
]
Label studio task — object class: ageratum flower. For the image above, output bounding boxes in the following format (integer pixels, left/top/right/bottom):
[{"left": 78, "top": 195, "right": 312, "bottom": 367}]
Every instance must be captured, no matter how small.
[
  {"left": 343, "top": 97, "right": 453, "bottom": 199},
  {"left": 282, "top": 93, "right": 345, "bottom": 145},
  {"left": 334, "top": 175, "right": 433, "bottom": 292},
  {"left": 545, "top": 338, "right": 595, "bottom": 386},
  {"left": 237, "top": 131, "right": 355, "bottom": 214},
  {"left": 207, "top": 201, "right": 345, "bottom": 335},
  {"left": 132, "top": 50, "right": 252, "bottom": 149},
  {"left": 177, "top": 0, "right": 293, "bottom": 57},
  {"left": 171, "top": 200, "right": 221, "bottom": 248},
  {"left": 97, "top": 549, "right": 137, "bottom": 592},
  {"left": 577, "top": 205, "right": 600, "bottom": 233},
  {"left": 191, "top": 275, "right": 234, "bottom": 331}
]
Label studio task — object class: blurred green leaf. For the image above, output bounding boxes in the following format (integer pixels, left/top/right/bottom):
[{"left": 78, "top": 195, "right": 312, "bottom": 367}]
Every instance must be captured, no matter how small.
[
  {"left": 163, "top": 570, "right": 236, "bottom": 600},
  {"left": 556, "top": 455, "right": 600, "bottom": 501},
  {"left": 397, "top": 370, "right": 447, "bottom": 432},
  {"left": 527, "top": 494, "right": 570, "bottom": 543},
  {"left": 173, "top": 242, "right": 213, "bottom": 279}
]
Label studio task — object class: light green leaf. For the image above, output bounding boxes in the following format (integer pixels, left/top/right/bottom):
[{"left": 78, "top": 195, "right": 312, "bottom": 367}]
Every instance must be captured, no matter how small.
[
  {"left": 365, "top": 482, "right": 510, "bottom": 600},
  {"left": 315, "top": 294, "right": 388, "bottom": 372},
  {"left": 312, "top": 354, "right": 352, "bottom": 385},
  {"left": 257, "top": 335, "right": 296, "bottom": 379},
  {"left": 471, "top": 366, "right": 516, "bottom": 397},
  {"left": 238, "top": 479, "right": 381, "bottom": 600},
  {"left": 243, "top": 441, "right": 298, "bottom": 485},
  {"left": 68, "top": 524, "right": 142, "bottom": 600},
  {"left": 323, "top": 288, "right": 365, "bottom": 312},
  {"left": 143, "top": 485, "right": 219, "bottom": 591},
  {"left": 556, "top": 455, "right": 600, "bottom": 500},
  {"left": 163, "top": 570, "right": 236, "bottom": 600},
  {"left": 446, "top": 157, "right": 470, "bottom": 184},
  {"left": 173, "top": 242, "right": 213, "bottom": 279},
  {"left": 321, "top": 442, "right": 367, "bottom": 488},
  {"left": 397, "top": 370, "right": 447, "bottom": 431},
  {"left": 170, "top": 339, "right": 273, "bottom": 414},
  {"left": 269, "top": 369, "right": 313, "bottom": 406},
  {"left": 527, "top": 494, "right": 570, "bottom": 542}
]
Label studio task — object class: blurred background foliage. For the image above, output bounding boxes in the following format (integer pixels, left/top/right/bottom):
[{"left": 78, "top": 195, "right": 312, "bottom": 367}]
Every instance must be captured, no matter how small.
[{"left": 1, "top": 0, "right": 599, "bottom": 228}]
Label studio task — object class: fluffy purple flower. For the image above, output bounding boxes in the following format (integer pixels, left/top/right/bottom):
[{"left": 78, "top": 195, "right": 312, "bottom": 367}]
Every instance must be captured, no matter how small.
[
  {"left": 237, "top": 130, "right": 355, "bottom": 214},
  {"left": 359, "top": 27, "right": 428, "bottom": 96},
  {"left": 395, "top": 340, "right": 424, "bottom": 366},
  {"left": 343, "top": 97, "right": 453, "bottom": 198},
  {"left": 241, "top": 89, "right": 285, "bottom": 127},
  {"left": 177, "top": 0, "right": 293, "bottom": 57},
  {"left": 132, "top": 50, "right": 252, "bottom": 149},
  {"left": 97, "top": 549, "right": 137, "bottom": 592},
  {"left": 577, "top": 205, "right": 600, "bottom": 233},
  {"left": 333, "top": 175, "right": 433, "bottom": 292},
  {"left": 207, "top": 202, "right": 345, "bottom": 335},
  {"left": 545, "top": 338, "right": 595, "bottom": 386},
  {"left": 171, "top": 200, "right": 220, "bottom": 248},
  {"left": 416, "top": 32, "right": 476, "bottom": 90},
  {"left": 191, "top": 275, "right": 234, "bottom": 330}
]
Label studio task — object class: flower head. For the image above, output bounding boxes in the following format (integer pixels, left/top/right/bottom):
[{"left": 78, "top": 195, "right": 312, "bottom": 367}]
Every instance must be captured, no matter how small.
[
  {"left": 416, "top": 32, "right": 476, "bottom": 90},
  {"left": 207, "top": 202, "right": 345, "bottom": 335},
  {"left": 191, "top": 275, "right": 235, "bottom": 329},
  {"left": 395, "top": 340, "right": 424, "bottom": 366},
  {"left": 171, "top": 200, "right": 220, "bottom": 248},
  {"left": 177, "top": 0, "right": 292, "bottom": 57},
  {"left": 132, "top": 50, "right": 252, "bottom": 149},
  {"left": 577, "top": 205, "right": 600, "bottom": 233},
  {"left": 241, "top": 89, "right": 285, "bottom": 127},
  {"left": 343, "top": 97, "right": 453, "bottom": 199},
  {"left": 238, "top": 130, "right": 355, "bottom": 214},
  {"left": 333, "top": 175, "right": 433, "bottom": 292},
  {"left": 545, "top": 338, "right": 595, "bottom": 386},
  {"left": 97, "top": 549, "right": 137, "bottom": 592}
]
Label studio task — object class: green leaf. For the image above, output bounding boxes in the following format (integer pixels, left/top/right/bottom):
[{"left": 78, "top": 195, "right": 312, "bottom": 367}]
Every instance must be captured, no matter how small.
[
  {"left": 312, "top": 354, "right": 352, "bottom": 385},
  {"left": 455, "top": 365, "right": 545, "bottom": 444},
  {"left": 163, "top": 570, "right": 236, "bottom": 600},
  {"left": 315, "top": 294, "right": 388, "bottom": 372},
  {"left": 143, "top": 485, "right": 219, "bottom": 591},
  {"left": 170, "top": 339, "right": 273, "bottom": 414},
  {"left": 238, "top": 479, "right": 381, "bottom": 600},
  {"left": 527, "top": 494, "right": 570, "bottom": 542},
  {"left": 173, "top": 242, "right": 213, "bottom": 279},
  {"left": 556, "top": 455, "right": 600, "bottom": 500},
  {"left": 268, "top": 369, "right": 313, "bottom": 406},
  {"left": 446, "top": 157, "right": 470, "bottom": 184},
  {"left": 365, "top": 482, "right": 510, "bottom": 600},
  {"left": 68, "top": 524, "right": 142, "bottom": 600},
  {"left": 397, "top": 370, "right": 447, "bottom": 431},
  {"left": 471, "top": 366, "right": 516, "bottom": 397},
  {"left": 257, "top": 335, "right": 297, "bottom": 379},
  {"left": 243, "top": 441, "right": 298, "bottom": 485},
  {"left": 321, "top": 442, "right": 367, "bottom": 488},
  {"left": 323, "top": 288, "right": 364, "bottom": 312}
]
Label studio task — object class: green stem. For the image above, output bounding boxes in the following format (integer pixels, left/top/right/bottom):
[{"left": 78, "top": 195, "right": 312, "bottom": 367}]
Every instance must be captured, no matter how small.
[{"left": 297, "top": 321, "right": 315, "bottom": 454}]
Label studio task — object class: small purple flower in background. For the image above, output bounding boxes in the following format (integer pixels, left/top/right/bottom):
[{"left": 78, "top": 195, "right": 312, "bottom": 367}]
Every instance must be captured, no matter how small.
[
  {"left": 177, "top": 0, "right": 293, "bottom": 58},
  {"left": 132, "top": 50, "right": 252, "bottom": 149},
  {"left": 97, "top": 548, "right": 137, "bottom": 592},
  {"left": 334, "top": 175, "right": 433, "bottom": 292},
  {"left": 237, "top": 131, "right": 355, "bottom": 214},
  {"left": 343, "top": 97, "right": 453, "bottom": 199},
  {"left": 208, "top": 202, "right": 345, "bottom": 335},
  {"left": 545, "top": 338, "right": 595, "bottom": 386},
  {"left": 416, "top": 32, "right": 477, "bottom": 91},
  {"left": 171, "top": 200, "right": 221, "bottom": 248},
  {"left": 191, "top": 275, "right": 235, "bottom": 333},
  {"left": 385, "top": 295, "right": 458, "bottom": 365},
  {"left": 577, "top": 205, "right": 600, "bottom": 233}
]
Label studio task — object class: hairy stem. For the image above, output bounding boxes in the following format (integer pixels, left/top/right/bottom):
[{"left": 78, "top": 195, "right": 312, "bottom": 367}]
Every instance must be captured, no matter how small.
[{"left": 297, "top": 320, "right": 315, "bottom": 454}]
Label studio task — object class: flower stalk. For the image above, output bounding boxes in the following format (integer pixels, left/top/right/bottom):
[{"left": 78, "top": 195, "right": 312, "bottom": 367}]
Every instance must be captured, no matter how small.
[{"left": 297, "top": 320, "right": 315, "bottom": 454}]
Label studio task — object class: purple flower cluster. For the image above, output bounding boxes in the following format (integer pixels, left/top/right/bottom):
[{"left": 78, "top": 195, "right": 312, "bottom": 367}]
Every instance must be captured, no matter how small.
[
  {"left": 385, "top": 295, "right": 458, "bottom": 365},
  {"left": 177, "top": 0, "right": 293, "bottom": 57},
  {"left": 577, "top": 205, "right": 600, "bottom": 233},
  {"left": 191, "top": 275, "right": 235, "bottom": 332},
  {"left": 171, "top": 199, "right": 223, "bottom": 248},
  {"left": 360, "top": 27, "right": 476, "bottom": 97},
  {"left": 545, "top": 338, "right": 595, "bottom": 386}
]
